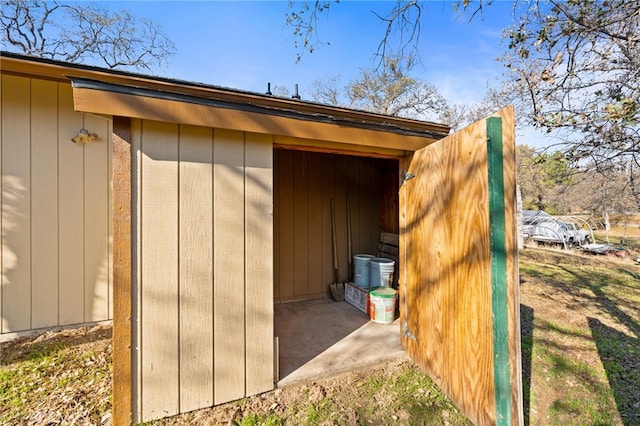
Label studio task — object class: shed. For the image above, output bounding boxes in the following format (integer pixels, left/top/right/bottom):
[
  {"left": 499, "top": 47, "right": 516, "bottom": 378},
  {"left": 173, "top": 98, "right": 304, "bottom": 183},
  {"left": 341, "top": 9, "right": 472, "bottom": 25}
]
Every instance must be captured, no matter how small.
[{"left": 1, "top": 52, "right": 523, "bottom": 425}]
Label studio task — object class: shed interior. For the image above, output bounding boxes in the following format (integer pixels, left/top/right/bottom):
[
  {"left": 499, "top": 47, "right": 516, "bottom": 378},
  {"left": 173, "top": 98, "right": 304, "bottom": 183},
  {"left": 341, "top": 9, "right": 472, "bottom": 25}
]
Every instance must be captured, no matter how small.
[
  {"left": 273, "top": 148, "right": 403, "bottom": 382},
  {"left": 274, "top": 148, "right": 400, "bottom": 302}
]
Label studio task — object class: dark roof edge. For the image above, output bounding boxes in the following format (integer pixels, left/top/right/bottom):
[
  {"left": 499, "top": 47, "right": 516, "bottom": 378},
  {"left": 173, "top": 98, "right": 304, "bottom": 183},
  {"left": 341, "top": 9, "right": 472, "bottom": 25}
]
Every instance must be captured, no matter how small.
[
  {"left": 71, "top": 77, "right": 450, "bottom": 140},
  {"left": 1, "top": 51, "right": 450, "bottom": 138},
  {"left": 0, "top": 50, "right": 254, "bottom": 95}
]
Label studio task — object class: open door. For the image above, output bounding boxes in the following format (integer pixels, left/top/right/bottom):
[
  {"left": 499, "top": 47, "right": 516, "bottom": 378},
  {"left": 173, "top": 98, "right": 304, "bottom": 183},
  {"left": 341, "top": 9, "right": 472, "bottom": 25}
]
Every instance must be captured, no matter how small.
[{"left": 400, "top": 107, "right": 523, "bottom": 425}]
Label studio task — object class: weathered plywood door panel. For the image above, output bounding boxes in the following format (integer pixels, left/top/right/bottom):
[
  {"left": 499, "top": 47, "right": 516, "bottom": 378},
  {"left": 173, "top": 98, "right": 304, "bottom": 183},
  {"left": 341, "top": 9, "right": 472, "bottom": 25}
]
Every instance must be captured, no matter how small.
[
  {"left": 400, "top": 107, "right": 522, "bottom": 425},
  {"left": 139, "top": 120, "right": 180, "bottom": 420},
  {"left": 1, "top": 75, "right": 31, "bottom": 332},
  {"left": 179, "top": 125, "right": 214, "bottom": 412},
  {"left": 244, "top": 132, "right": 274, "bottom": 396},
  {"left": 493, "top": 109, "right": 522, "bottom": 425},
  {"left": 213, "top": 129, "right": 246, "bottom": 404}
]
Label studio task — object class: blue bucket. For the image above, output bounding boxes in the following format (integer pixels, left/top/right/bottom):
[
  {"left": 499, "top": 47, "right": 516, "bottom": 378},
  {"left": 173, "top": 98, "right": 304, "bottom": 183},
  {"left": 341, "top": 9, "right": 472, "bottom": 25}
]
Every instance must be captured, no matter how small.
[
  {"left": 353, "top": 254, "right": 374, "bottom": 288},
  {"left": 369, "top": 257, "right": 395, "bottom": 288}
]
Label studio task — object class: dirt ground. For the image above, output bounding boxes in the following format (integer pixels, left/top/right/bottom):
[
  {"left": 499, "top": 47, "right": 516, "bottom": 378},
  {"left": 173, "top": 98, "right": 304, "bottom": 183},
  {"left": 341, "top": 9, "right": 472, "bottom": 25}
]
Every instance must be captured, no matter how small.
[
  {"left": 153, "top": 357, "right": 470, "bottom": 425},
  {"left": 1, "top": 325, "right": 113, "bottom": 425},
  {"left": 3, "top": 246, "right": 638, "bottom": 425},
  {"left": 0, "top": 324, "right": 469, "bottom": 425}
]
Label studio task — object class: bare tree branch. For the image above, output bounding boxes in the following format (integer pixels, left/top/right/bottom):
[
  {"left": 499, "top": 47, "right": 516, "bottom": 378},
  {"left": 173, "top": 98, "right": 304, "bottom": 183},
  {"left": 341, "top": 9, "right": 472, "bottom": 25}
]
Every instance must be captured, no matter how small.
[
  {"left": 308, "top": 54, "right": 447, "bottom": 122},
  {"left": 371, "top": 1, "right": 422, "bottom": 68},
  {"left": 1, "top": 1, "right": 175, "bottom": 71}
]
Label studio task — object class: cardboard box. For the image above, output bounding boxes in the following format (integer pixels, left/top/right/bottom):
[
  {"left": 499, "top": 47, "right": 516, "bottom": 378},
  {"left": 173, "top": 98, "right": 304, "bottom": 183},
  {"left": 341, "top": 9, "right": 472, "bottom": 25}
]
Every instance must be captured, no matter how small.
[{"left": 344, "top": 282, "right": 369, "bottom": 314}]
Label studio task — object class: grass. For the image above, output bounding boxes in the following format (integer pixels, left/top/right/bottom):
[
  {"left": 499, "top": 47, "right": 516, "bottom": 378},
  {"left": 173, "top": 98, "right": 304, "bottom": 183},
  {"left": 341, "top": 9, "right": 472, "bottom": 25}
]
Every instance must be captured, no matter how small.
[
  {"left": 236, "top": 413, "right": 283, "bottom": 426},
  {"left": 591, "top": 220, "right": 640, "bottom": 251},
  {"left": 348, "top": 363, "right": 469, "bottom": 425},
  {"left": 232, "top": 361, "right": 472, "bottom": 426},
  {"left": 0, "top": 326, "right": 112, "bottom": 425},
  {"left": 1, "top": 246, "right": 638, "bottom": 425},
  {"left": 1, "top": 342, "right": 73, "bottom": 418},
  {"left": 519, "top": 247, "right": 640, "bottom": 425}
]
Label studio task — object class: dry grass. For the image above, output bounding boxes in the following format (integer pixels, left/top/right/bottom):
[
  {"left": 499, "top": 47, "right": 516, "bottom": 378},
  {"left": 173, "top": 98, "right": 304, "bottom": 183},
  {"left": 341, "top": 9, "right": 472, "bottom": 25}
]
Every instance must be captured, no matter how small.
[
  {"left": 0, "top": 325, "right": 112, "bottom": 425},
  {"left": 519, "top": 247, "right": 640, "bottom": 425},
  {"left": 1, "top": 247, "right": 639, "bottom": 425}
]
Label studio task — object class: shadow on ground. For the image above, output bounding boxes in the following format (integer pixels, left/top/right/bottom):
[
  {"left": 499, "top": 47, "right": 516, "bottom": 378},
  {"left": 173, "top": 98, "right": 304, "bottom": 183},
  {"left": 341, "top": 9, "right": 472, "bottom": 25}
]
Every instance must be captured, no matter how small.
[
  {"left": 520, "top": 304, "right": 534, "bottom": 426},
  {"left": 588, "top": 317, "right": 640, "bottom": 426}
]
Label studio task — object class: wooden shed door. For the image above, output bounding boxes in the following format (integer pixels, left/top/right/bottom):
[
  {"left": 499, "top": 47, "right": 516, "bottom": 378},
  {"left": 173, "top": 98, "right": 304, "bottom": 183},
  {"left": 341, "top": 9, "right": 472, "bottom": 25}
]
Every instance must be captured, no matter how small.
[{"left": 399, "top": 107, "right": 523, "bottom": 425}]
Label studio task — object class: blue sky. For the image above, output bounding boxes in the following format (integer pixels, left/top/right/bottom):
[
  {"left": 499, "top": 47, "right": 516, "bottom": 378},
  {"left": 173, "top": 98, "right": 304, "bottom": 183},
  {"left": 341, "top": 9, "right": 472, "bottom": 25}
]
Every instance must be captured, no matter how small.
[{"left": 101, "top": 1, "right": 549, "bottom": 147}]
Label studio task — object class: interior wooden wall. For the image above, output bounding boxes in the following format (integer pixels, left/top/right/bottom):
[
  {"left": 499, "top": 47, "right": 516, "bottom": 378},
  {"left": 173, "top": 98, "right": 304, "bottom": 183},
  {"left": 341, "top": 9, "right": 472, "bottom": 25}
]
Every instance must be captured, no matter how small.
[
  {"left": 131, "top": 120, "right": 273, "bottom": 422},
  {"left": 1, "top": 74, "right": 112, "bottom": 333},
  {"left": 274, "top": 149, "right": 398, "bottom": 302}
]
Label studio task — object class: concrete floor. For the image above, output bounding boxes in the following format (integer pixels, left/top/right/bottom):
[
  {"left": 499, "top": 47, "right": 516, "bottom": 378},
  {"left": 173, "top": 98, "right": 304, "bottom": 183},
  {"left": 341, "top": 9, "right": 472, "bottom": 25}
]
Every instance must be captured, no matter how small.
[{"left": 275, "top": 298, "right": 407, "bottom": 387}]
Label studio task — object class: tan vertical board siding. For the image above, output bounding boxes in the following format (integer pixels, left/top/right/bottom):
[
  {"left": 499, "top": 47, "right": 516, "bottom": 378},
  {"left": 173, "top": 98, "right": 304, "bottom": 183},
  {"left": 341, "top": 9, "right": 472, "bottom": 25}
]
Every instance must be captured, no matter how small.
[
  {"left": 343, "top": 158, "right": 360, "bottom": 272},
  {"left": 1, "top": 76, "right": 112, "bottom": 334},
  {"left": 58, "top": 83, "right": 86, "bottom": 325},
  {"left": 320, "top": 154, "right": 336, "bottom": 291},
  {"left": 307, "top": 156, "right": 323, "bottom": 290},
  {"left": 352, "top": 157, "right": 364, "bottom": 254},
  {"left": 340, "top": 155, "right": 358, "bottom": 280},
  {"left": 84, "top": 113, "right": 112, "bottom": 322},
  {"left": 244, "top": 132, "right": 274, "bottom": 396},
  {"left": 401, "top": 118, "right": 496, "bottom": 425},
  {"left": 367, "top": 159, "right": 384, "bottom": 250},
  {"left": 131, "top": 118, "right": 143, "bottom": 420},
  {"left": 108, "top": 125, "right": 114, "bottom": 320},
  {"left": 133, "top": 122, "right": 275, "bottom": 422},
  {"left": 1, "top": 75, "right": 31, "bottom": 332},
  {"left": 213, "top": 128, "right": 246, "bottom": 404},
  {"left": 30, "top": 79, "right": 59, "bottom": 329},
  {"left": 276, "top": 150, "right": 295, "bottom": 300},
  {"left": 273, "top": 150, "right": 281, "bottom": 301},
  {"left": 380, "top": 161, "right": 400, "bottom": 234},
  {"left": 179, "top": 124, "right": 214, "bottom": 412},
  {"left": 333, "top": 155, "right": 348, "bottom": 284},
  {"left": 293, "top": 151, "right": 309, "bottom": 296},
  {"left": 140, "top": 120, "right": 180, "bottom": 420}
]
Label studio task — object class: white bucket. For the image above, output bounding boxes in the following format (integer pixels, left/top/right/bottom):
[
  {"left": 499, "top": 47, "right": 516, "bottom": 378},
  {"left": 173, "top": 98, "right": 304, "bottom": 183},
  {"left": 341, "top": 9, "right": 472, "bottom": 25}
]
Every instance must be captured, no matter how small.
[
  {"left": 369, "top": 287, "right": 397, "bottom": 324},
  {"left": 353, "top": 254, "right": 375, "bottom": 288},
  {"left": 368, "top": 257, "right": 395, "bottom": 288}
]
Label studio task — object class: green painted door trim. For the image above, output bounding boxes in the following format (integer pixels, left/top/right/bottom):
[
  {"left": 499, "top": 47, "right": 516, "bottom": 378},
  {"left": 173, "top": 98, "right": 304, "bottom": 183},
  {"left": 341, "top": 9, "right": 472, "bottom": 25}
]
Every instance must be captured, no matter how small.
[{"left": 487, "top": 116, "right": 512, "bottom": 425}]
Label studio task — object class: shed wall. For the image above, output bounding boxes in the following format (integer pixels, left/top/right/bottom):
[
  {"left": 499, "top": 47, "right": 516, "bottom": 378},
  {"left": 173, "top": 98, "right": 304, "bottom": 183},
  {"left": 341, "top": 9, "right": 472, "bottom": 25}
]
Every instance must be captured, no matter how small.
[
  {"left": 1, "top": 74, "right": 112, "bottom": 333},
  {"left": 131, "top": 119, "right": 273, "bottom": 422},
  {"left": 274, "top": 150, "right": 398, "bottom": 301}
]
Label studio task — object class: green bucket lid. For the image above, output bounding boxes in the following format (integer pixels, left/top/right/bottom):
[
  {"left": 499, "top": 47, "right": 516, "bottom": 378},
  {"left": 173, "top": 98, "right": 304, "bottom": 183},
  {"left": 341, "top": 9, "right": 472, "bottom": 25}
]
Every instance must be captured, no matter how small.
[{"left": 369, "top": 287, "right": 397, "bottom": 298}]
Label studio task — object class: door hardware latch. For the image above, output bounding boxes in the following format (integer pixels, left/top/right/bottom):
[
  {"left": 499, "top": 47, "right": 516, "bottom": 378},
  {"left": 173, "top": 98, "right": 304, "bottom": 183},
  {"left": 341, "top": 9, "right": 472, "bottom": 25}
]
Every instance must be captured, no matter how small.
[
  {"left": 401, "top": 170, "right": 415, "bottom": 186},
  {"left": 402, "top": 322, "right": 417, "bottom": 341}
]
